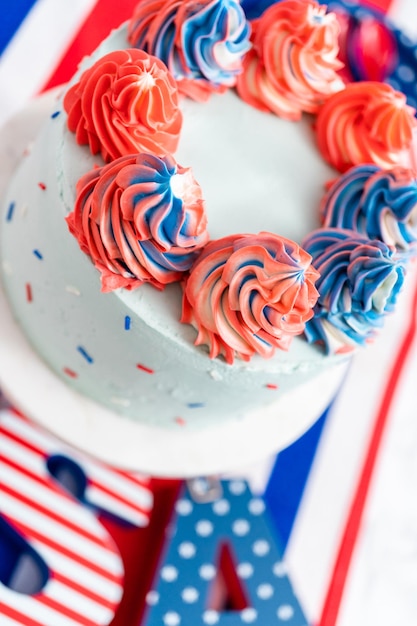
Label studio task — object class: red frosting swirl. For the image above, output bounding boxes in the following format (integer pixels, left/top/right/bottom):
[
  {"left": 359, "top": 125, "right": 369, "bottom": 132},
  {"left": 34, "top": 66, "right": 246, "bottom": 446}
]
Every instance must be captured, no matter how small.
[
  {"left": 181, "top": 232, "right": 320, "bottom": 364},
  {"left": 236, "top": 0, "right": 344, "bottom": 121},
  {"left": 316, "top": 81, "right": 417, "bottom": 172},
  {"left": 64, "top": 49, "right": 182, "bottom": 162}
]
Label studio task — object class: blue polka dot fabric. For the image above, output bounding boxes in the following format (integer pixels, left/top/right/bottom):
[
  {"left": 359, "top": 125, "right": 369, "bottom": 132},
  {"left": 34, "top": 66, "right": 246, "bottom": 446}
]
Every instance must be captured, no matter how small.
[{"left": 143, "top": 480, "right": 308, "bottom": 625}]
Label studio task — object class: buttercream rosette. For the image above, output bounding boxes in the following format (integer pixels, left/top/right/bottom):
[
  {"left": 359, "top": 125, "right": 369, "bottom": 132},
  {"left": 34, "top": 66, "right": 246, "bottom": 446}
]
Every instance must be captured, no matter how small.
[
  {"left": 128, "top": 0, "right": 251, "bottom": 101},
  {"left": 302, "top": 228, "right": 406, "bottom": 354},
  {"left": 181, "top": 232, "right": 320, "bottom": 364},
  {"left": 236, "top": 0, "right": 344, "bottom": 121},
  {"left": 64, "top": 48, "right": 182, "bottom": 162},
  {"left": 321, "top": 164, "right": 417, "bottom": 255},
  {"left": 66, "top": 153, "right": 209, "bottom": 292},
  {"left": 316, "top": 81, "right": 417, "bottom": 172}
]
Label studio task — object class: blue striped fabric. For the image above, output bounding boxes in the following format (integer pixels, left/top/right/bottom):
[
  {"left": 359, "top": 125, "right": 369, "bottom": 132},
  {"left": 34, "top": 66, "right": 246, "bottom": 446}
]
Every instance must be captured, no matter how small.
[
  {"left": 264, "top": 409, "right": 331, "bottom": 549},
  {"left": 0, "top": 0, "right": 39, "bottom": 55}
]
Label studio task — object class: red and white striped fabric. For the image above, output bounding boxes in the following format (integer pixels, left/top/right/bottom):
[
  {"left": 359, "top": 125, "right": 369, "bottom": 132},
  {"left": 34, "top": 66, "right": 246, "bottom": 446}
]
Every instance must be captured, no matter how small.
[{"left": 0, "top": 410, "right": 153, "bottom": 626}]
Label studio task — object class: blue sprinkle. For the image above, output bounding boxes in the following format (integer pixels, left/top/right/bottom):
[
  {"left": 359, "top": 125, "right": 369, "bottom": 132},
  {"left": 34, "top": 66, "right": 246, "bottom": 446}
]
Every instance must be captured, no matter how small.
[
  {"left": 6, "top": 202, "right": 15, "bottom": 221},
  {"left": 77, "top": 346, "right": 94, "bottom": 364},
  {"left": 51, "top": 110, "right": 61, "bottom": 119},
  {"left": 187, "top": 402, "right": 205, "bottom": 409},
  {"left": 33, "top": 249, "right": 43, "bottom": 260},
  {"left": 124, "top": 315, "right": 131, "bottom": 330}
]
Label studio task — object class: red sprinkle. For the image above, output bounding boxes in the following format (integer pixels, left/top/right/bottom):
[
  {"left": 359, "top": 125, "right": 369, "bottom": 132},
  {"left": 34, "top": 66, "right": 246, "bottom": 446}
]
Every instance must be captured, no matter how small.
[
  {"left": 63, "top": 367, "right": 78, "bottom": 379},
  {"left": 136, "top": 363, "right": 155, "bottom": 374},
  {"left": 38, "top": 182, "right": 47, "bottom": 190},
  {"left": 25, "top": 283, "right": 33, "bottom": 302},
  {"left": 266, "top": 383, "right": 278, "bottom": 390},
  {"left": 175, "top": 417, "right": 186, "bottom": 426}
]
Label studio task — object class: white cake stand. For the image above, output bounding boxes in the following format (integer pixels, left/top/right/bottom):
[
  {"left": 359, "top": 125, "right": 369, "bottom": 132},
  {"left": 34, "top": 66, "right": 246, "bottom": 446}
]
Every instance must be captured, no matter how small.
[{"left": 0, "top": 93, "right": 349, "bottom": 477}]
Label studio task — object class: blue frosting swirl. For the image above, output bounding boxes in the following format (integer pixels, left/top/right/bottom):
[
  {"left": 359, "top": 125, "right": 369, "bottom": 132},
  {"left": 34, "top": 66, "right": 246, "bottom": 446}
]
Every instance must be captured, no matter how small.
[
  {"left": 180, "top": 0, "right": 251, "bottom": 83},
  {"left": 302, "top": 228, "right": 406, "bottom": 353},
  {"left": 322, "top": 164, "right": 417, "bottom": 254},
  {"left": 128, "top": 0, "right": 251, "bottom": 91}
]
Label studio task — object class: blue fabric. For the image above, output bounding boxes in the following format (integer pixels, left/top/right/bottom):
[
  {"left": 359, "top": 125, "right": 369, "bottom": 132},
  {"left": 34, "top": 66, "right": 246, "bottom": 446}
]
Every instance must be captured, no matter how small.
[
  {"left": 264, "top": 406, "right": 331, "bottom": 550},
  {"left": 0, "top": 1, "right": 39, "bottom": 55}
]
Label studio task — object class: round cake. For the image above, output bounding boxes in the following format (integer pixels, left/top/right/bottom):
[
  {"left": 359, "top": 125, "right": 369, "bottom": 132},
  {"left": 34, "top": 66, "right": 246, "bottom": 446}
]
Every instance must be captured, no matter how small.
[{"left": 1, "top": 0, "right": 416, "bottom": 435}]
